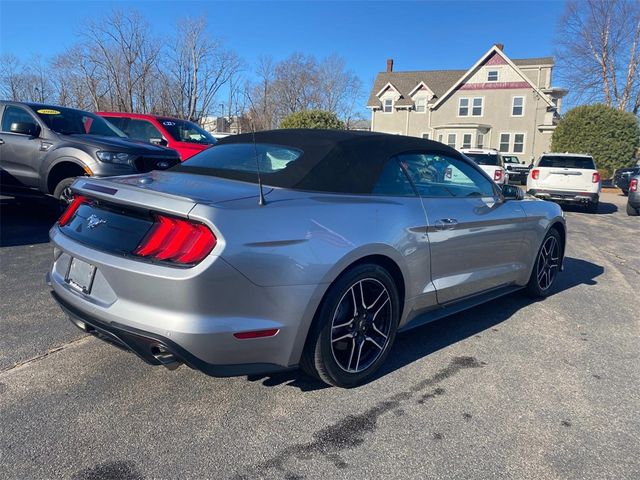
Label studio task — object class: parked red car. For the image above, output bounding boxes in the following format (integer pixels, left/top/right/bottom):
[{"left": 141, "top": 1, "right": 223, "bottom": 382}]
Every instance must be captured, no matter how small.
[{"left": 96, "top": 112, "right": 217, "bottom": 161}]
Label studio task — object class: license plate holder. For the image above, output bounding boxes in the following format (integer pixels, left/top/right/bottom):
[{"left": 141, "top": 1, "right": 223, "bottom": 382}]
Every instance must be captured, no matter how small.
[{"left": 66, "top": 258, "right": 97, "bottom": 294}]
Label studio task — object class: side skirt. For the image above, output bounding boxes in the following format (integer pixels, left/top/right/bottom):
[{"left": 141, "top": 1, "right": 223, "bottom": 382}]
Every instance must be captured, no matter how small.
[{"left": 399, "top": 284, "right": 524, "bottom": 333}]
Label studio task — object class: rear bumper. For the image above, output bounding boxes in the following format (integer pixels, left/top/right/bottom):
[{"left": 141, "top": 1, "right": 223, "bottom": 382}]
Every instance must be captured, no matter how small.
[
  {"left": 48, "top": 227, "right": 322, "bottom": 375},
  {"left": 528, "top": 189, "right": 599, "bottom": 204},
  {"left": 51, "top": 289, "right": 290, "bottom": 376}
]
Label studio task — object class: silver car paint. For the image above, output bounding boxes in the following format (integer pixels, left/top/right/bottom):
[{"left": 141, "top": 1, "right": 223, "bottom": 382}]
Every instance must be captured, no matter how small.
[{"left": 48, "top": 171, "right": 564, "bottom": 371}]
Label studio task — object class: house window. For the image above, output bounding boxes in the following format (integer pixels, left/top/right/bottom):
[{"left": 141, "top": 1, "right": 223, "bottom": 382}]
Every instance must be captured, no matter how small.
[
  {"left": 383, "top": 99, "right": 393, "bottom": 113},
  {"left": 499, "top": 133, "right": 510, "bottom": 152},
  {"left": 472, "top": 97, "right": 483, "bottom": 116},
  {"left": 512, "top": 96, "right": 524, "bottom": 116},
  {"left": 462, "top": 133, "right": 472, "bottom": 148},
  {"left": 458, "top": 98, "right": 469, "bottom": 116},
  {"left": 476, "top": 133, "right": 484, "bottom": 148},
  {"left": 421, "top": 133, "right": 429, "bottom": 139},
  {"left": 447, "top": 133, "right": 456, "bottom": 148},
  {"left": 514, "top": 133, "right": 525, "bottom": 153},
  {"left": 487, "top": 70, "right": 499, "bottom": 82},
  {"left": 438, "top": 134, "right": 443, "bottom": 143},
  {"left": 415, "top": 98, "right": 426, "bottom": 113}
]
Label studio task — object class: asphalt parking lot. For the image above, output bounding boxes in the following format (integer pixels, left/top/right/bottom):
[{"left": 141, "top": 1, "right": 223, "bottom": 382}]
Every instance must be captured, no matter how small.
[{"left": 1, "top": 192, "right": 638, "bottom": 479}]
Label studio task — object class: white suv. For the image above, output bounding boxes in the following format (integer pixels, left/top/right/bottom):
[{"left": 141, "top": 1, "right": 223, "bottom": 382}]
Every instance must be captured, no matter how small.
[
  {"left": 527, "top": 153, "right": 601, "bottom": 213},
  {"left": 460, "top": 148, "right": 507, "bottom": 185}
]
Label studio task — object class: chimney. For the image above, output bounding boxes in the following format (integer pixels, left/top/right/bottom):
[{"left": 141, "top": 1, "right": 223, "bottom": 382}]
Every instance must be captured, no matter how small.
[
  {"left": 386, "top": 58, "right": 394, "bottom": 72},
  {"left": 494, "top": 43, "right": 504, "bottom": 51}
]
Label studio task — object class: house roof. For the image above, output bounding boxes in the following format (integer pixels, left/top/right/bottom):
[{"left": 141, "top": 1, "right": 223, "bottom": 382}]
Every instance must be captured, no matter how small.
[
  {"left": 366, "top": 54, "right": 554, "bottom": 108},
  {"left": 367, "top": 70, "right": 465, "bottom": 107},
  {"left": 512, "top": 57, "right": 554, "bottom": 66}
]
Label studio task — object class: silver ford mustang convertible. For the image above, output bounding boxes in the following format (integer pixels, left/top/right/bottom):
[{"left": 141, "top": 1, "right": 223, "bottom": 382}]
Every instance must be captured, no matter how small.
[{"left": 48, "top": 130, "right": 565, "bottom": 387}]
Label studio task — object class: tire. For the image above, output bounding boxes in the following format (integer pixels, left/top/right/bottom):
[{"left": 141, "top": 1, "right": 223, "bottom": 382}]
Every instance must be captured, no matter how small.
[
  {"left": 627, "top": 202, "right": 640, "bottom": 216},
  {"left": 585, "top": 201, "right": 598, "bottom": 214},
  {"left": 52, "top": 177, "right": 77, "bottom": 209},
  {"left": 525, "top": 229, "right": 562, "bottom": 298},
  {"left": 301, "top": 263, "right": 400, "bottom": 388}
]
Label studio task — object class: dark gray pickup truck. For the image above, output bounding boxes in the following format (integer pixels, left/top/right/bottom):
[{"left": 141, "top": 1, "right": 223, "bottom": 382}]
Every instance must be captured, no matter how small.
[{"left": 0, "top": 101, "right": 180, "bottom": 205}]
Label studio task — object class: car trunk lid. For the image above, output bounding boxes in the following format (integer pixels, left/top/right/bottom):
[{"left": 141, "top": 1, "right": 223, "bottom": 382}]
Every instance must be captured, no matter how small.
[
  {"left": 59, "top": 172, "right": 266, "bottom": 261},
  {"left": 536, "top": 168, "right": 593, "bottom": 192}
]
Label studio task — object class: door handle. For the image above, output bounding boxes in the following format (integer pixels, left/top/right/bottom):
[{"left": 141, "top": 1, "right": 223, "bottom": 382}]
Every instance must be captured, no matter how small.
[{"left": 435, "top": 218, "right": 458, "bottom": 230}]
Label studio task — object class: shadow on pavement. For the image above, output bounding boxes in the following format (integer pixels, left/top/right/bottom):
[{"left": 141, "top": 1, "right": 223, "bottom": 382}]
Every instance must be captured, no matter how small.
[
  {"left": 561, "top": 202, "right": 617, "bottom": 215},
  {"left": 0, "top": 196, "right": 59, "bottom": 247},
  {"left": 248, "top": 256, "right": 604, "bottom": 391}
]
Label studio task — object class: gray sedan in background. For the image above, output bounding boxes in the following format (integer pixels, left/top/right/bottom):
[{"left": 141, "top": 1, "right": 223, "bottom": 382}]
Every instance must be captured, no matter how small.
[{"left": 48, "top": 130, "right": 565, "bottom": 387}]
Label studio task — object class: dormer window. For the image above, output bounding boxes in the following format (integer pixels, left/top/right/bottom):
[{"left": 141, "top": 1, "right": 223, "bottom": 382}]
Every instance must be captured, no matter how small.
[
  {"left": 383, "top": 99, "right": 393, "bottom": 113},
  {"left": 487, "top": 70, "right": 499, "bottom": 82},
  {"left": 415, "top": 98, "right": 426, "bottom": 113}
]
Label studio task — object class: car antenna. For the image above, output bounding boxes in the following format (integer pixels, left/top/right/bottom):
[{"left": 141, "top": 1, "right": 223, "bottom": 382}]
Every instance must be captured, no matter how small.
[{"left": 245, "top": 91, "right": 266, "bottom": 206}]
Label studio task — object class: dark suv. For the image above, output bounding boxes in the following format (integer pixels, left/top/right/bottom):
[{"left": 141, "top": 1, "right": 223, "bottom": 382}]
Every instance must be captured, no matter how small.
[
  {"left": 0, "top": 101, "right": 180, "bottom": 205},
  {"left": 613, "top": 165, "right": 640, "bottom": 195}
]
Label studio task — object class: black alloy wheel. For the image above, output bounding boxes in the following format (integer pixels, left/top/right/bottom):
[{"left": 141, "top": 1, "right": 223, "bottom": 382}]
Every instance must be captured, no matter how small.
[{"left": 301, "top": 264, "right": 400, "bottom": 388}]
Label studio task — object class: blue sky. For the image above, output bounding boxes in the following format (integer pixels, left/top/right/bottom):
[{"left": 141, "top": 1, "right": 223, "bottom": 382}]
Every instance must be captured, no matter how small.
[{"left": 0, "top": 0, "right": 567, "bottom": 115}]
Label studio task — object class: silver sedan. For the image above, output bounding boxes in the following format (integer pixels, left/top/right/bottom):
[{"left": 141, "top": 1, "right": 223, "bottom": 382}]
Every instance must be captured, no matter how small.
[{"left": 48, "top": 130, "right": 566, "bottom": 387}]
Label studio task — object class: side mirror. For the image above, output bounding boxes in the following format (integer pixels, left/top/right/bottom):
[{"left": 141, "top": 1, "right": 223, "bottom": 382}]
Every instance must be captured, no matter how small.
[
  {"left": 501, "top": 184, "right": 524, "bottom": 200},
  {"left": 149, "top": 137, "right": 168, "bottom": 147},
  {"left": 10, "top": 122, "right": 39, "bottom": 137}
]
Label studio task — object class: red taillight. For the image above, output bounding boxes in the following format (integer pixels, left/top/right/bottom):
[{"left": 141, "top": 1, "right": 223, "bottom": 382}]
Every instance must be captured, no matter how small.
[
  {"left": 494, "top": 169, "right": 502, "bottom": 181},
  {"left": 531, "top": 169, "right": 540, "bottom": 180},
  {"left": 134, "top": 215, "right": 216, "bottom": 264},
  {"left": 58, "top": 195, "right": 87, "bottom": 226},
  {"left": 592, "top": 172, "right": 601, "bottom": 183},
  {"left": 233, "top": 329, "right": 279, "bottom": 339},
  {"left": 630, "top": 179, "right": 638, "bottom": 192}
]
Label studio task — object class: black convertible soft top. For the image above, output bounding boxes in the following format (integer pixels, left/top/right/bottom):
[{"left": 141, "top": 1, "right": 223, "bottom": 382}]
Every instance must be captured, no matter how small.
[{"left": 173, "top": 129, "right": 459, "bottom": 194}]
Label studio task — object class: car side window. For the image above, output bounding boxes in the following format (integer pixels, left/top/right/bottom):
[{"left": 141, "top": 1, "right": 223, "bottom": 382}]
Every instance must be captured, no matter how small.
[
  {"left": 371, "top": 158, "right": 416, "bottom": 196},
  {"left": 395, "top": 152, "right": 496, "bottom": 198},
  {"left": 126, "top": 119, "right": 163, "bottom": 143},
  {"left": 1, "top": 106, "right": 35, "bottom": 132}
]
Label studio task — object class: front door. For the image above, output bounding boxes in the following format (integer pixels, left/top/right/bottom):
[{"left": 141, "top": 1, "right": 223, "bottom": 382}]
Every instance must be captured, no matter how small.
[
  {"left": 0, "top": 105, "right": 43, "bottom": 188},
  {"left": 397, "top": 151, "right": 527, "bottom": 304}
]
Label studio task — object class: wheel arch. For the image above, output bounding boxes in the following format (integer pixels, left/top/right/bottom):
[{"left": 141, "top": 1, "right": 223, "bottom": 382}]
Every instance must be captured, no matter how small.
[
  {"left": 548, "top": 220, "right": 566, "bottom": 267},
  {"left": 46, "top": 159, "right": 89, "bottom": 194},
  {"left": 291, "top": 251, "right": 407, "bottom": 366}
]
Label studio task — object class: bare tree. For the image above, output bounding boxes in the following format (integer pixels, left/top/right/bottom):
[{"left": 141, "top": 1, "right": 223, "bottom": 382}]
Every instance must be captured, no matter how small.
[
  {"left": 0, "top": 54, "right": 54, "bottom": 103},
  {"left": 78, "top": 10, "right": 160, "bottom": 112},
  {"left": 0, "top": 54, "right": 26, "bottom": 100},
  {"left": 556, "top": 0, "right": 640, "bottom": 113},
  {"left": 165, "top": 16, "right": 242, "bottom": 121},
  {"left": 246, "top": 52, "right": 363, "bottom": 129}
]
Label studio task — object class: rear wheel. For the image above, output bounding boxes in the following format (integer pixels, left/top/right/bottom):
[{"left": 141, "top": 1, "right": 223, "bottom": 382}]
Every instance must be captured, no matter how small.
[
  {"left": 525, "top": 229, "right": 562, "bottom": 298},
  {"left": 627, "top": 202, "right": 640, "bottom": 216},
  {"left": 301, "top": 264, "right": 400, "bottom": 388}
]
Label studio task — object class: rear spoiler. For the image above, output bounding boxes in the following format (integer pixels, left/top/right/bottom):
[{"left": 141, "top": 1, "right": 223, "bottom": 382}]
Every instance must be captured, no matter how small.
[{"left": 72, "top": 178, "right": 196, "bottom": 217}]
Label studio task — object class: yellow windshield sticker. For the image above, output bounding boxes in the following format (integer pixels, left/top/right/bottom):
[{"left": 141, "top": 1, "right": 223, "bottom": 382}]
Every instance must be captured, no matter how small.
[{"left": 37, "top": 109, "right": 60, "bottom": 115}]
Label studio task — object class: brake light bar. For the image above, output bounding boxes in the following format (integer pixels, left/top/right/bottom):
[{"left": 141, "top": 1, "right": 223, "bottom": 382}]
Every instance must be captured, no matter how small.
[
  {"left": 531, "top": 169, "right": 540, "bottom": 180},
  {"left": 494, "top": 169, "right": 503, "bottom": 181},
  {"left": 592, "top": 172, "right": 601, "bottom": 183},
  {"left": 630, "top": 178, "right": 638, "bottom": 192},
  {"left": 134, "top": 214, "right": 216, "bottom": 264},
  {"left": 58, "top": 195, "right": 87, "bottom": 226}
]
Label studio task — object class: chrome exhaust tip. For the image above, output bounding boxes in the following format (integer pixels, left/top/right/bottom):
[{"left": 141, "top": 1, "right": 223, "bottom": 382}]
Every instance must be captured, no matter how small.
[{"left": 151, "top": 344, "right": 182, "bottom": 370}]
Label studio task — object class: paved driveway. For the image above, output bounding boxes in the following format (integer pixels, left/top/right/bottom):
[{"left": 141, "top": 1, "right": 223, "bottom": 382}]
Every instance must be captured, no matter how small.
[{"left": 1, "top": 192, "right": 638, "bottom": 479}]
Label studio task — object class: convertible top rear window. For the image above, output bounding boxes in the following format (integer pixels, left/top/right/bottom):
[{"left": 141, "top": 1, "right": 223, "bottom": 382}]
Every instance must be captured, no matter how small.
[{"left": 538, "top": 156, "right": 596, "bottom": 169}]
